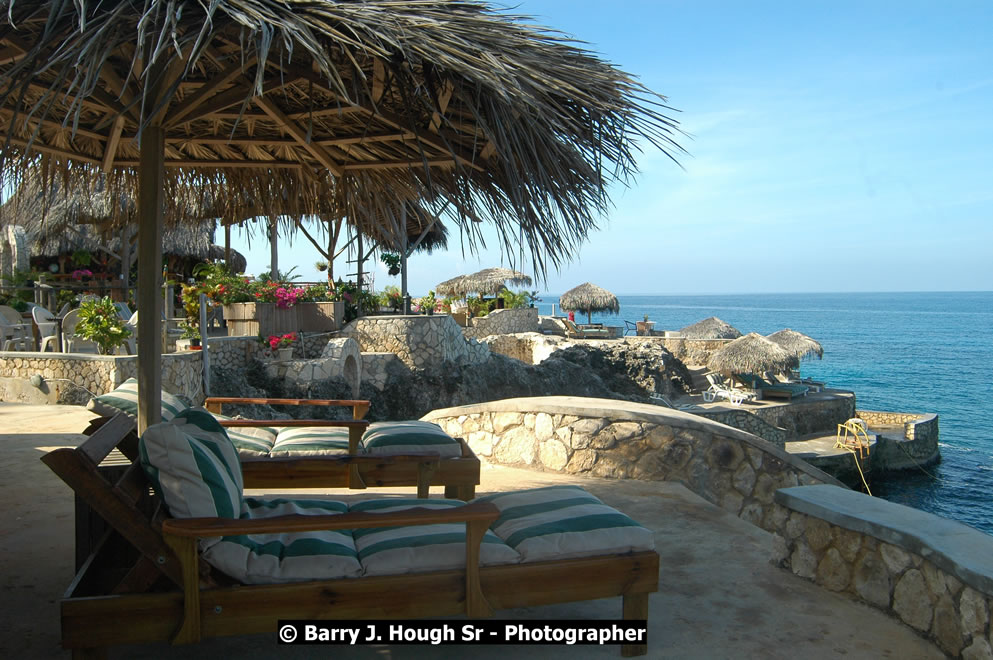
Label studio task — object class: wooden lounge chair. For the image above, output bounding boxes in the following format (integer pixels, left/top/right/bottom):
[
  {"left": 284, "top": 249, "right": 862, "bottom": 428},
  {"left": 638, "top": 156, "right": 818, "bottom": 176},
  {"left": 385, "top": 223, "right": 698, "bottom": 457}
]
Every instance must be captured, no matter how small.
[
  {"left": 563, "top": 318, "right": 610, "bottom": 339},
  {"left": 83, "top": 379, "right": 479, "bottom": 500},
  {"left": 43, "top": 414, "right": 660, "bottom": 658},
  {"left": 732, "top": 373, "right": 809, "bottom": 400}
]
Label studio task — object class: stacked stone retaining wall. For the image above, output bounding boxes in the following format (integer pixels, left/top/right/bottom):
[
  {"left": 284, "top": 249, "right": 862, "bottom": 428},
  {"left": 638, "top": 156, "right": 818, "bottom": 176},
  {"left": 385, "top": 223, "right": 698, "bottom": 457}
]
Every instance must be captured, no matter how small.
[
  {"left": 773, "top": 485, "right": 993, "bottom": 659},
  {"left": 697, "top": 409, "right": 788, "bottom": 448},
  {"left": 0, "top": 352, "right": 203, "bottom": 404},
  {"left": 856, "top": 410, "right": 941, "bottom": 472},
  {"left": 464, "top": 308, "right": 538, "bottom": 340},
  {"left": 751, "top": 393, "right": 856, "bottom": 438},
  {"left": 424, "top": 396, "right": 841, "bottom": 533},
  {"left": 342, "top": 315, "right": 489, "bottom": 369}
]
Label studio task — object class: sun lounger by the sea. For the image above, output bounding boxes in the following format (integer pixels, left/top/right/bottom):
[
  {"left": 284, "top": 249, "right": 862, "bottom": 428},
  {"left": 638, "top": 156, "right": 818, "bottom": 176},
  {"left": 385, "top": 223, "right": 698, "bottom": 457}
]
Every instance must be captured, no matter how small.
[{"left": 733, "top": 373, "right": 809, "bottom": 400}]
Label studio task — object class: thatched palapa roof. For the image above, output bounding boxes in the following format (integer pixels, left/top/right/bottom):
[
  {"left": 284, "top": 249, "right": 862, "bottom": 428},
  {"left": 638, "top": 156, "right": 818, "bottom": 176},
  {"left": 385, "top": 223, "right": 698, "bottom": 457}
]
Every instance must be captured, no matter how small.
[
  {"left": 766, "top": 329, "right": 824, "bottom": 361},
  {"left": 0, "top": 174, "right": 246, "bottom": 267},
  {"left": 708, "top": 333, "right": 799, "bottom": 375},
  {"left": 0, "top": 0, "right": 684, "bottom": 274},
  {"left": 559, "top": 282, "right": 620, "bottom": 315},
  {"left": 680, "top": 317, "right": 743, "bottom": 340}
]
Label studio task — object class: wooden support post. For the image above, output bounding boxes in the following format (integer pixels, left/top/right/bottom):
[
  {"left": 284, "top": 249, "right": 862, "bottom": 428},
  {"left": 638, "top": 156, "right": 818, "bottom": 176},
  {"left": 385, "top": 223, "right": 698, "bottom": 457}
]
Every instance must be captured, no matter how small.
[
  {"left": 621, "top": 592, "right": 649, "bottom": 657},
  {"left": 224, "top": 224, "right": 231, "bottom": 266},
  {"left": 355, "top": 229, "right": 363, "bottom": 319},
  {"left": 268, "top": 219, "right": 278, "bottom": 280},
  {"left": 137, "top": 125, "right": 164, "bottom": 433},
  {"left": 464, "top": 518, "right": 493, "bottom": 618},
  {"left": 163, "top": 533, "right": 202, "bottom": 645}
]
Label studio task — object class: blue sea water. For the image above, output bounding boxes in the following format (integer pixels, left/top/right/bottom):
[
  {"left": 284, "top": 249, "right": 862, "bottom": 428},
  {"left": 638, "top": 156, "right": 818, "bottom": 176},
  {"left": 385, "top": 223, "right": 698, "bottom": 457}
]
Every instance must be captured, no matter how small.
[{"left": 538, "top": 292, "right": 993, "bottom": 535}]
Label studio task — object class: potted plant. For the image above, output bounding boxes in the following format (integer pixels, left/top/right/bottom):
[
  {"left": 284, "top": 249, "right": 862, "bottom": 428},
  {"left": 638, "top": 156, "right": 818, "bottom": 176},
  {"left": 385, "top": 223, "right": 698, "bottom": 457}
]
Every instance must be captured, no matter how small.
[
  {"left": 266, "top": 332, "right": 298, "bottom": 361},
  {"left": 74, "top": 297, "right": 132, "bottom": 355},
  {"left": 178, "top": 322, "right": 201, "bottom": 350},
  {"left": 636, "top": 314, "right": 655, "bottom": 336},
  {"left": 419, "top": 290, "right": 437, "bottom": 315}
]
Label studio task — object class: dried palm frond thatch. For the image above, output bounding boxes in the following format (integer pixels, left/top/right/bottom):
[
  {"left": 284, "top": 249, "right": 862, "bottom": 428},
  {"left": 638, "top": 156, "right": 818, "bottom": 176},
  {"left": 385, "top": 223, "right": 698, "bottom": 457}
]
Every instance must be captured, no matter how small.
[
  {"left": 559, "top": 282, "right": 619, "bottom": 324},
  {"left": 679, "top": 317, "right": 743, "bottom": 340},
  {"left": 0, "top": 0, "right": 684, "bottom": 274},
  {"left": 708, "top": 333, "right": 799, "bottom": 375},
  {"left": 435, "top": 275, "right": 473, "bottom": 298},
  {"left": 766, "top": 329, "right": 824, "bottom": 361},
  {"left": 459, "top": 268, "right": 533, "bottom": 296}
]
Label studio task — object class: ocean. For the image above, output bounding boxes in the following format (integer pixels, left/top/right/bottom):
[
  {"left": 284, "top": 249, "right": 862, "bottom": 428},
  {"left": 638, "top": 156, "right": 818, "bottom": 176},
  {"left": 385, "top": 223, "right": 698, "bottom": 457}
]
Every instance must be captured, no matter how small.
[{"left": 537, "top": 291, "right": 993, "bottom": 535}]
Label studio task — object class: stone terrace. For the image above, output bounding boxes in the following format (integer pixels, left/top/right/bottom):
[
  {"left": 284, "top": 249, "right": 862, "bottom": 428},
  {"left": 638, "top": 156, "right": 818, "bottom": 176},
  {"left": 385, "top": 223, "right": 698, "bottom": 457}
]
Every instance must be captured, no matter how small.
[{"left": 4, "top": 402, "right": 945, "bottom": 659}]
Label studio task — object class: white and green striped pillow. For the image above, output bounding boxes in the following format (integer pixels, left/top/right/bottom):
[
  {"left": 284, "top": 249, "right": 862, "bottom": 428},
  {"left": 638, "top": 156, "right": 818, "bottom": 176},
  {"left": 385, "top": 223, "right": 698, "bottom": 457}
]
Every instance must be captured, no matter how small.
[
  {"left": 361, "top": 421, "right": 462, "bottom": 458},
  {"left": 87, "top": 377, "right": 189, "bottom": 422},
  {"left": 478, "top": 486, "right": 655, "bottom": 563},
  {"left": 211, "top": 413, "right": 277, "bottom": 457},
  {"left": 349, "top": 498, "right": 519, "bottom": 576},
  {"left": 270, "top": 426, "right": 353, "bottom": 456},
  {"left": 139, "top": 409, "right": 244, "bottom": 548},
  {"left": 203, "top": 497, "right": 361, "bottom": 584}
]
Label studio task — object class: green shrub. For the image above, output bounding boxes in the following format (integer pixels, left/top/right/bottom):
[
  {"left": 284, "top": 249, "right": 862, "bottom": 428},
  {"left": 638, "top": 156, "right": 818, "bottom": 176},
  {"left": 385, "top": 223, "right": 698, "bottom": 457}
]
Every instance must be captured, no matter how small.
[{"left": 75, "top": 297, "right": 132, "bottom": 355}]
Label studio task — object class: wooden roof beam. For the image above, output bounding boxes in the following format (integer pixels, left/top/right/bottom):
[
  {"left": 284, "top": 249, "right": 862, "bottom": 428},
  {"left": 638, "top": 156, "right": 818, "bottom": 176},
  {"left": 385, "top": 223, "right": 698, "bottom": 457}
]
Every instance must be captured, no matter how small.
[
  {"left": 4, "top": 135, "right": 101, "bottom": 164},
  {"left": 297, "top": 72, "right": 484, "bottom": 172},
  {"left": 342, "top": 158, "right": 456, "bottom": 171},
  {"left": 169, "top": 72, "right": 303, "bottom": 127},
  {"left": 165, "top": 56, "right": 259, "bottom": 127},
  {"left": 254, "top": 96, "right": 343, "bottom": 177},
  {"left": 102, "top": 115, "right": 126, "bottom": 173}
]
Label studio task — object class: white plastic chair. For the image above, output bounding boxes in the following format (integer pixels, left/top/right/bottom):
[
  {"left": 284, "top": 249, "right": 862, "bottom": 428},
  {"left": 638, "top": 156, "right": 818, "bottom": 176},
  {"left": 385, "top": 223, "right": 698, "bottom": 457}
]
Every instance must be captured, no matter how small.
[
  {"left": 60, "top": 309, "right": 100, "bottom": 354},
  {"left": 702, "top": 373, "right": 752, "bottom": 407},
  {"left": 0, "top": 305, "right": 33, "bottom": 351},
  {"left": 31, "top": 306, "right": 60, "bottom": 352}
]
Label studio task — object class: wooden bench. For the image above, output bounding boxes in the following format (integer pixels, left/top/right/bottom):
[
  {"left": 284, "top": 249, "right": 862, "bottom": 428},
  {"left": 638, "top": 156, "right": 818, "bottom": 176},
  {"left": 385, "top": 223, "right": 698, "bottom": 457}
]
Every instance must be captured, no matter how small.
[{"left": 43, "top": 414, "right": 660, "bottom": 658}]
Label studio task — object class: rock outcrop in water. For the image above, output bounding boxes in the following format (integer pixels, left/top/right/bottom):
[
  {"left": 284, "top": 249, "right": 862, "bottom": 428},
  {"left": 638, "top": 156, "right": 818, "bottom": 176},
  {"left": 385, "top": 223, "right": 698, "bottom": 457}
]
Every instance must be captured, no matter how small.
[{"left": 210, "top": 339, "right": 692, "bottom": 422}]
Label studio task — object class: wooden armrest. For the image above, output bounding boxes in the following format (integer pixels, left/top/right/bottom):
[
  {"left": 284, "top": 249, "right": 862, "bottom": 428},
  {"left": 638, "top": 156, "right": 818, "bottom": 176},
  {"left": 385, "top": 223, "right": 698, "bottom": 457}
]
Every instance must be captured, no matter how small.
[
  {"left": 205, "top": 397, "right": 370, "bottom": 419},
  {"left": 217, "top": 419, "right": 370, "bottom": 429},
  {"left": 162, "top": 501, "right": 499, "bottom": 537}
]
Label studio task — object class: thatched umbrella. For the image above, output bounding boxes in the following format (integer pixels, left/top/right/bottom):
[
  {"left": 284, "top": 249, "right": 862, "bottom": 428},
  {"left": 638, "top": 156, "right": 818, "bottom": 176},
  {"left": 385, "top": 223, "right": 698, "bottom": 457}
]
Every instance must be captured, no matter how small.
[
  {"left": 0, "top": 0, "right": 683, "bottom": 429},
  {"left": 680, "top": 317, "right": 743, "bottom": 340},
  {"left": 767, "top": 328, "right": 823, "bottom": 378},
  {"left": 435, "top": 275, "right": 472, "bottom": 298},
  {"left": 708, "top": 333, "right": 799, "bottom": 376},
  {"left": 559, "top": 282, "right": 619, "bottom": 324},
  {"left": 461, "top": 268, "right": 533, "bottom": 296},
  {"left": 766, "top": 329, "right": 824, "bottom": 361}
]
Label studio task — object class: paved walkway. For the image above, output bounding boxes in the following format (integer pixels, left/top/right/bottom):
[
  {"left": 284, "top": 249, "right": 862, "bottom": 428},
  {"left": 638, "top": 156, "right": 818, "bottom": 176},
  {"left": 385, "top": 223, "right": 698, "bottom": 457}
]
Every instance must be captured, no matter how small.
[{"left": 0, "top": 402, "right": 942, "bottom": 659}]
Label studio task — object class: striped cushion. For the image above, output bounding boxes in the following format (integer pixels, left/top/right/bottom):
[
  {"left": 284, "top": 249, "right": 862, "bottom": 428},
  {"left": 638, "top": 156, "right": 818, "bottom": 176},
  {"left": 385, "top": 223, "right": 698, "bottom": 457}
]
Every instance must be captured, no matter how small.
[
  {"left": 478, "top": 486, "right": 655, "bottom": 563},
  {"left": 139, "top": 409, "right": 244, "bottom": 548},
  {"left": 212, "top": 413, "right": 277, "bottom": 457},
  {"left": 87, "top": 377, "right": 188, "bottom": 422},
  {"left": 361, "top": 421, "right": 462, "bottom": 458},
  {"left": 204, "top": 497, "right": 361, "bottom": 584},
  {"left": 349, "top": 498, "right": 519, "bottom": 576},
  {"left": 270, "top": 426, "right": 353, "bottom": 456}
]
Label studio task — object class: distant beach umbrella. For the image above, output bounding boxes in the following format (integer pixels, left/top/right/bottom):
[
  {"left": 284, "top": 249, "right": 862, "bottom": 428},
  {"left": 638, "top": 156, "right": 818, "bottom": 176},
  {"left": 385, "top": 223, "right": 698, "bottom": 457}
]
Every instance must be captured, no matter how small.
[
  {"left": 460, "top": 268, "right": 533, "bottom": 296},
  {"left": 766, "top": 329, "right": 824, "bottom": 361},
  {"left": 680, "top": 316, "right": 743, "bottom": 339},
  {"left": 708, "top": 332, "right": 799, "bottom": 375},
  {"left": 559, "top": 282, "right": 620, "bottom": 324}
]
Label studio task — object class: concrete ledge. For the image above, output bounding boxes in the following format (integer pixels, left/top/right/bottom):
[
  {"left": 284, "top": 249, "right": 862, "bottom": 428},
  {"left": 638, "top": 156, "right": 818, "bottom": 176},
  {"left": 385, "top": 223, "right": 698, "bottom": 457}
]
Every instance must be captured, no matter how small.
[{"left": 776, "top": 484, "right": 993, "bottom": 596}]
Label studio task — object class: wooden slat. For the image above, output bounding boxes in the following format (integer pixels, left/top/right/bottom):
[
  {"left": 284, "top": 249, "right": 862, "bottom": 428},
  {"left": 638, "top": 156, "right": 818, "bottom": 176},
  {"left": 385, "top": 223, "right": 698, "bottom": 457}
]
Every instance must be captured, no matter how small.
[
  {"left": 342, "top": 158, "right": 456, "bottom": 171},
  {"left": 165, "top": 56, "right": 258, "bottom": 126},
  {"left": 162, "top": 501, "right": 499, "bottom": 537},
  {"left": 621, "top": 593, "right": 650, "bottom": 657},
  {"left": 78, "top": 414, "right": 138, "bottom": 466},
  {"left": 101, "top": 115, "right": 126, "bottom": 173}
]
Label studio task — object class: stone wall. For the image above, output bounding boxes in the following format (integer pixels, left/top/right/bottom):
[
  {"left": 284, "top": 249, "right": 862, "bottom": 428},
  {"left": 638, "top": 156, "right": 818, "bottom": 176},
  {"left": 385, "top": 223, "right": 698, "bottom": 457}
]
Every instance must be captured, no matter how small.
[
  {"left": 773, "top": 485, "right": 993, "bottom": 659},
  {"left": 424, "top": 396, "right": 842, "bottom": 533},
  {"left": 697, "top": 409, "right": 788, "bottom": 448},
  {"left": 463, "top": 308, "right": 539, "bottom": 339},
  {"left": 264, "top": 337, "right": 362, "bottom": 397},
  {"left": 750, "top": 393, "right": 856, "bottom": 438},
  {"left": 633, "top": 336, "right": 734, "bottom": 366},
  {"left": 341, "top": 315, "right": 489, "bottom": 369},
  {"left": 0, "top": 351, "right": 203, "bottom": 404},
  {"left": 859, "top": 411, "right": 941, "bottom": 473},
  {"left": 857, "top": 410, "right": 925, "bottom": 426},
  {"left": 359, "top": 352, "right": 403, "bottom": 391}
]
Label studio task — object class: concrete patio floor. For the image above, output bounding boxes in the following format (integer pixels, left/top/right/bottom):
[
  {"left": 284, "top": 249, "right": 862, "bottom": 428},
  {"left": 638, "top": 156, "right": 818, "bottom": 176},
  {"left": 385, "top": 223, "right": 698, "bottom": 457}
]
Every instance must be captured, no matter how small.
[{"left": 0, "top": 402, "right": 943, "bottom": 659}]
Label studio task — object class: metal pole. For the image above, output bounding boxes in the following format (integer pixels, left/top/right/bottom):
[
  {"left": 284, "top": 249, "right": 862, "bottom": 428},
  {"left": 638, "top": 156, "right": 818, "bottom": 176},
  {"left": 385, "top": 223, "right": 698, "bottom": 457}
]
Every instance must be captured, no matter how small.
[{"left": 199, "top": 292, "right": 210, "bottom": 396}]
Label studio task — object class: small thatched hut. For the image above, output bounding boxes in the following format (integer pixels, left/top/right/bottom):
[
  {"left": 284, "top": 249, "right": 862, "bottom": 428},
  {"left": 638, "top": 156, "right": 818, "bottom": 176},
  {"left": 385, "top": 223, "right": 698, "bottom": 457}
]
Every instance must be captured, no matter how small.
[{"left": 680, "top": 316, "right": 743, "bottom": 340}]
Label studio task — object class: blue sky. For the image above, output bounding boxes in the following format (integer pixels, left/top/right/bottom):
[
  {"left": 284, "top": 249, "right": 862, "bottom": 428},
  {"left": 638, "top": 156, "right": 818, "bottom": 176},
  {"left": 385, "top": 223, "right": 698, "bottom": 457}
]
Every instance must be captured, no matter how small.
[{"left": 232, "top": 0, "right": 993, "bottom": 296}]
